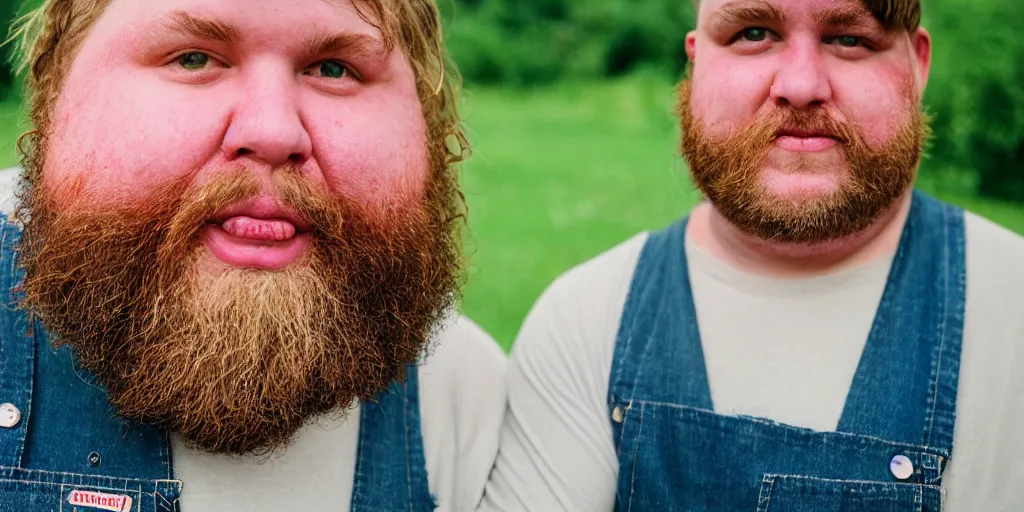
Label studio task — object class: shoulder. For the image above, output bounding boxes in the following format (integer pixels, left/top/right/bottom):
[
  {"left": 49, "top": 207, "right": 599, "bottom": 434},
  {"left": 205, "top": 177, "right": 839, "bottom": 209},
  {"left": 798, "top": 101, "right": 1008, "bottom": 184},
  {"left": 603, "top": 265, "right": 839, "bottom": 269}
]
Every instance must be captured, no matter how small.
[
  {"left": 963, "top": 211, "right": 1024, "bottom": 283},
  {"left": 946, "top": 211, "right": 1024, "bottom": 506},
  {"left": 0, "top": 167, "right": 19, "bottom": 216},
  {"left": 523, "top": 231, "right": 649, "bottom": 332},
  {"left": 546, "top": 231, "right": 649, "bottom": 301},
  {"left": 417, "top": 313, "right": 507, "bottom": 511},
  {"left": 416, "top": 312, "right": 507, "bottom": 442},
  {"left": 961, "top": 211, "right": 1024, "bottom": 323},
  {"left": 418, "top": 313, "right": 507, "bottom": 397},
  {"left": 510, "top": 231, "right": 649, "bottom": 364}
]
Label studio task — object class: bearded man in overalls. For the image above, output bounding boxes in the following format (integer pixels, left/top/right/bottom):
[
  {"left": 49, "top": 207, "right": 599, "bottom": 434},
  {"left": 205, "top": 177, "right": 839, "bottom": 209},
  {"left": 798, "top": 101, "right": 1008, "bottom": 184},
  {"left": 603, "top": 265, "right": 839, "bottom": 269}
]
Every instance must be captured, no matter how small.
[
  {"left": 480, "top": 0, "right": 1024, "bottom": 510},
  {"left": 0, "top": 1, "right": 508, "bottom": 510}
]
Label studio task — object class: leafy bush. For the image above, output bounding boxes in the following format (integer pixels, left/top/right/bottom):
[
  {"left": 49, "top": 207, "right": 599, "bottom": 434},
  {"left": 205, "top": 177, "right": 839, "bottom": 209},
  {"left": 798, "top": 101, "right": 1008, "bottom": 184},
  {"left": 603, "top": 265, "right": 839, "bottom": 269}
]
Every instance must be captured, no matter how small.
[
  {"left": 441, "top": 0, "right": 694, "bottom": 85},
  {"left": 922, "top": 1, "right": 1024, "bottom": 201},
  {"left": 0, "top": 0, "right": 19, "bottom": 101},
  {"left": 443, "top": 0, "right": 1024, "bottom": 201}
]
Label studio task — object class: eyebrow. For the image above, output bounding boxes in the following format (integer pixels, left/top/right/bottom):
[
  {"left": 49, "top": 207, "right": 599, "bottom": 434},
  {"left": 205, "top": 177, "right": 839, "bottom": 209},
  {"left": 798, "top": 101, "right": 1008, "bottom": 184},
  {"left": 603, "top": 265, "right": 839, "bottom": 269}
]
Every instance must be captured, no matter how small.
[
  {"left": 713, "top": 0, "right": 787, "bottom": 27},
  {"left": 163, "top": 11, "right": 241, "bottom": 44},
  {"left": 303, "top": 32, "right": 389, "bottom": 63},
  {"left": 813, "top": 3, "right": 880, "bottom": 29},
  {"left": 157, "top": 11, "right": 389, "bottom": 63}
]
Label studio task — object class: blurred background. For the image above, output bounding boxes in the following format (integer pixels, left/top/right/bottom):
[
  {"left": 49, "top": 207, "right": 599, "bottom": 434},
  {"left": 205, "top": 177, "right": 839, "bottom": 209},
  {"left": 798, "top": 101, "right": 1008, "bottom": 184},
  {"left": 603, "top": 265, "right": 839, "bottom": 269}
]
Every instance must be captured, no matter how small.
[{"left": 0, "top": 0, "right": 1021, "bottom": 350}]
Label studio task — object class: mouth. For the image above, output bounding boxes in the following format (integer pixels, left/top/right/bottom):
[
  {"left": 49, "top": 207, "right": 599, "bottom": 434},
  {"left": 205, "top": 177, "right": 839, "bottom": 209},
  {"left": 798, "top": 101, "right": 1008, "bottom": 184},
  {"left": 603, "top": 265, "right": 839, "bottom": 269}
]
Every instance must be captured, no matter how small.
[
  {"left": 774, "top": 129, "right": 844, "bottom": 153},
  {"left": 202, "top": 197, "right": 313, "bottom": 270}
]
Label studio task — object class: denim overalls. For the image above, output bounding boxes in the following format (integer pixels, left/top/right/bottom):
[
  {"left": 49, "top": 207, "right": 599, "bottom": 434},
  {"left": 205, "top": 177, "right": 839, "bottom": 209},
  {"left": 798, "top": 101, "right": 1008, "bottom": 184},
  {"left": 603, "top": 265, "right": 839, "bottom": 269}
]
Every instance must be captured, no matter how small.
[
  {"left": 609, "top": 191, "right": 965, "bottom": 511},
  {"left": 0, "top": 221, "right": 436, "bottom": 511}
]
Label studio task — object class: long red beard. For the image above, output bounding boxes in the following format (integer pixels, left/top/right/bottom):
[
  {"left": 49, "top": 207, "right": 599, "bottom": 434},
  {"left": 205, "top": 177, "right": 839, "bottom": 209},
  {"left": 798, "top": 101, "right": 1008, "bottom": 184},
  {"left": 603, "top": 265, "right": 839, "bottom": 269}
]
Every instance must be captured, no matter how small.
[
  {"left": 17, "top": 168, "right": 463, "bottom": 455},
  {"left": 678, "top": 78, "right": 929, "bottom": 244}
]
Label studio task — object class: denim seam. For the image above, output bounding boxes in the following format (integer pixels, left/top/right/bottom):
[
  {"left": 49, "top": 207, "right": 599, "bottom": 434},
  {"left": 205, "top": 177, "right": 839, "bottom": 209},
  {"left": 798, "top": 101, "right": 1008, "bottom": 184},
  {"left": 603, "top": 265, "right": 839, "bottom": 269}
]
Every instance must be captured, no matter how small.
[
  {"left": 923, "top": 205, "right": 951, "bottom": 452},
  {"left": 625, "top": 403, "right": 645, "bottom": 512},
  {"left": 161, "top": 430, "right": 172, "bottom": 482},
  {"left": 923, "top": 204, "right": 965, "bottom": 457},
  {"left": 756, "top": 475, "right": 775, "bottom": 512},
  {"left": 623, "top": 399, "right": 948, "bottom": 455},
  {"left": 609, "top": 229, "right": 660, "bottom": 417},
  {"left": 15, "top": 479, "right": 145, "bottom": 490},
  {"left": 15, "top": 314, "right": 32, "bottom": 468},
  {"left": 760, "top": 474, "right": 941, "bottom": 488},
  {"left": 917, "top": 481, "right": 924, "bottom": 512},
  {"left": 0, "top": 467, "right": 183, "bottom": 486},
  {"left": 403, "top": 379, "right": 415, "bottom": 512}
]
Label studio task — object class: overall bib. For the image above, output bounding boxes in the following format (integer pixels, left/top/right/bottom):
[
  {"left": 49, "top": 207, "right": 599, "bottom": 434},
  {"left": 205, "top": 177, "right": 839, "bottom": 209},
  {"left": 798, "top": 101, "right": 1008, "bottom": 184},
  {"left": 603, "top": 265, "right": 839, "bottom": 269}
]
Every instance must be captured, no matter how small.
[{"left": 609, "top": 191, "right": 965, "bottom": 511}]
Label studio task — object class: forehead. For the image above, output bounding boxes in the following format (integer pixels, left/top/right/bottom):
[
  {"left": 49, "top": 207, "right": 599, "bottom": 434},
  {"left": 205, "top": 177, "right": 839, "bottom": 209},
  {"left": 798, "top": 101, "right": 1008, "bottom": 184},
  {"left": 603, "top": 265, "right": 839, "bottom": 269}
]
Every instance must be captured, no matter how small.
[{"left": 100, "top": 0, "right": 383, "bottom": 41}]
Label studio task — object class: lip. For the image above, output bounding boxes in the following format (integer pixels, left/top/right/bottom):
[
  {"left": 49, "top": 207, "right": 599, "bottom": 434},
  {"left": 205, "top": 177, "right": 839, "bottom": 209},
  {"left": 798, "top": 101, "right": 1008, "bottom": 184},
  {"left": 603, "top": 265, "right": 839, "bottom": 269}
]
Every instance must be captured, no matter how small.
[
  {"left": 775, "top": 130, "right": 842, "bottom": 152},
  {"left": 202, "top": 197, "right": 313, "bottom": 270}
]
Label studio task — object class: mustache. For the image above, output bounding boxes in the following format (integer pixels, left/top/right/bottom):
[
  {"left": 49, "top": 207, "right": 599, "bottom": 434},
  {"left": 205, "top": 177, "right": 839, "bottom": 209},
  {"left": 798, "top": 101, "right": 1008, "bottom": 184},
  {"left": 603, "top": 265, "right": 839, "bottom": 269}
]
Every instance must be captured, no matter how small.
[
  {"left": 760, "top": 107, "right": 858, "bottom": 145},
  {"left": 149, "top": 169, "right": 347, "bottom": 262}
]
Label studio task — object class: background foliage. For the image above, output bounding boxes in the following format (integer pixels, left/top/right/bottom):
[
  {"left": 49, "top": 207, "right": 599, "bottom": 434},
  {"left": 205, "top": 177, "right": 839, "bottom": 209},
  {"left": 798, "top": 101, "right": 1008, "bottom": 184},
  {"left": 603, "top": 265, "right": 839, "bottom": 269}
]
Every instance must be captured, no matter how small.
[{"left": 440, "top": 0, "right": 1024, "bottom": 202}]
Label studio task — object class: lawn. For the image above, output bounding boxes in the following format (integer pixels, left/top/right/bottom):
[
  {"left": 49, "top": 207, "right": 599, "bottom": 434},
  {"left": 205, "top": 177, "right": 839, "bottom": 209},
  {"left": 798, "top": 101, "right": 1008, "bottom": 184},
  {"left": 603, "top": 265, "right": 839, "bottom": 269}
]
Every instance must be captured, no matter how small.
[{"left": 1, "top": 75, "right": 1022, "bottom": 350}]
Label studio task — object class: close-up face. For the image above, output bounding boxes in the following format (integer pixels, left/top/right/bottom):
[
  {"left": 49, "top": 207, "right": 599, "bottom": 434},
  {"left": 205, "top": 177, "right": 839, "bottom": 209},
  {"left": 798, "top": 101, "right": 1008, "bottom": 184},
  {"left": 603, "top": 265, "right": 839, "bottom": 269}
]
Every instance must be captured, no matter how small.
[
  {"left": 44, "top": 0, "right": 430, "bottom": 269},
  {"left": 15, "top": 0, "right": 464, "bottom": 455},
  {"left": 680, "top": 0, "right": 933, "bottom": 242}
]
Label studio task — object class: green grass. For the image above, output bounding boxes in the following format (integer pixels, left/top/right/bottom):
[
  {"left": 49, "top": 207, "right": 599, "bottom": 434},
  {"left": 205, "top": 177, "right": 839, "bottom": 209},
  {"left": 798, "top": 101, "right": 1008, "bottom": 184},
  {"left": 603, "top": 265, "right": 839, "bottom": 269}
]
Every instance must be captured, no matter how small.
[
  {"left": 0, "top": 98, "right": 23, "bottom": 167},
  {"left": 1, "top": 76, "right": 1023, "bottom": 350}
]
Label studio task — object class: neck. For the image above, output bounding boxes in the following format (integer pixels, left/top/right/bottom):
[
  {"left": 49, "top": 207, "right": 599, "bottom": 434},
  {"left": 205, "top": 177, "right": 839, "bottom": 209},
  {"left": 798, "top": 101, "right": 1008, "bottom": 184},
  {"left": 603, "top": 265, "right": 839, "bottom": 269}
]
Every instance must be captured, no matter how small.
[{"left": 688, "top": 190, "right": 913, "bottom": 278}]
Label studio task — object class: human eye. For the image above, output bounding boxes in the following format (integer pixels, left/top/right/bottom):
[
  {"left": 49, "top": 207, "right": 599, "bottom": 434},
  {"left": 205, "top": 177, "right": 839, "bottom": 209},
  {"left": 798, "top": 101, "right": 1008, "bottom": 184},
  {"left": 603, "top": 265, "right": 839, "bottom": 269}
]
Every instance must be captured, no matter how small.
[
  {"left": 172, "top": 51, "right": 220, "bottom": 71},
  {"left": 738, "top": 27, "right": 771, "bottom": 42},
  {"left": 302, "top": 60, "right": 360, "bottom": 81}
]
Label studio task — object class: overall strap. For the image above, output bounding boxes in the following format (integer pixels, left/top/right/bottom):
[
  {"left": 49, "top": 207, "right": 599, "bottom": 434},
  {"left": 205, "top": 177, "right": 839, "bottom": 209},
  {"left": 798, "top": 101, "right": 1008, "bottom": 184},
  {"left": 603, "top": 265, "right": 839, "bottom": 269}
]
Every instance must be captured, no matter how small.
[
  {"left": 838, "top": 191, "right": 966, "bottom": 455},
  {"left": 350, "top": 365, "right": 435, "bottom": 512},
  {"left": 608, "top": 217, "right": 713, "bottom": 451},
  {"left": 0, "top": 221, "right": 34, "bottom": 468}
]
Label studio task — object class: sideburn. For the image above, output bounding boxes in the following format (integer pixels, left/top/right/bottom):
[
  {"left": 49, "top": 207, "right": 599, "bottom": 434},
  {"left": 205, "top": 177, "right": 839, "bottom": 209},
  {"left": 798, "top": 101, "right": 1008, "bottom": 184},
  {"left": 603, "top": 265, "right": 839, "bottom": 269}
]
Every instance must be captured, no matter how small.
[{"left": 18, "top": 168, "right": 462, "bottom": 455}]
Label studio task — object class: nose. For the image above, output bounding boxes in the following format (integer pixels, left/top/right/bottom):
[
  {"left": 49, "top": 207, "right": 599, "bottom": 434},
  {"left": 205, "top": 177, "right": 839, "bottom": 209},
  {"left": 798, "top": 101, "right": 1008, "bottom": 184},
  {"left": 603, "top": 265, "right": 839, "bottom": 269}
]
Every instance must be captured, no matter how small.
[
  {"left": 770, "top": 37, "right": 833, "bottom": 109},
  {"left": 222, "top": 68, "right": 313, "bottom": 167}
]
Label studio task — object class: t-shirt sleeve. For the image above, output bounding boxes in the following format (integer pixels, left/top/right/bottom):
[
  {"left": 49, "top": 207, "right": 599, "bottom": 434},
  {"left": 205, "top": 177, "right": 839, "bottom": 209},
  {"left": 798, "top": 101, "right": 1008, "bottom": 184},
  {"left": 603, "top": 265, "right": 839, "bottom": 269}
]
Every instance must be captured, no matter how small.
[
  {"left": 941, "top": 213, "right": 1024, "bottom": 511},
  {"left": 478, "top": 234, "right": 647, "bottom": 512}
]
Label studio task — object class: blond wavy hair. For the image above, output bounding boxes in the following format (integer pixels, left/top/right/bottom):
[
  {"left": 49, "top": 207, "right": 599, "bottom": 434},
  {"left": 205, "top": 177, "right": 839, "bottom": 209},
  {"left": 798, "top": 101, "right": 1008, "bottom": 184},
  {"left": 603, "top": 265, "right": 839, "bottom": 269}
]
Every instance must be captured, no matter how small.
[{"left": 9, "top": 0, "right": 469, "bottom": 187}]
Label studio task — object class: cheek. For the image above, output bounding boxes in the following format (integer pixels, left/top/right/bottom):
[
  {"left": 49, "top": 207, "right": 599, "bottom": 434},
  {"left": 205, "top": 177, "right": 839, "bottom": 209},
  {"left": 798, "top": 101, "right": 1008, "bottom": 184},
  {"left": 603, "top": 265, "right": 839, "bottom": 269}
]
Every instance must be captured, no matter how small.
[
  {"left": 690, "top": 54, "right": 774, "bottom": 136},
  {"left": 45, "top": 61, "right": 224, "bottom": 201},
  {"left": 832, "top": 63, "right": 918, "bottom": 149},
  {"left": 306, "top": 90, "right": 429, "bottom": 206}
]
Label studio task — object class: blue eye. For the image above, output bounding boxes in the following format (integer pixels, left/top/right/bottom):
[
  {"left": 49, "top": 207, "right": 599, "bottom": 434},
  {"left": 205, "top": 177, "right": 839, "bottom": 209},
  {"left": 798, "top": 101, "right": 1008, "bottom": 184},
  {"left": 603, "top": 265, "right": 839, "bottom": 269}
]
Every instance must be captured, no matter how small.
[
  {"left": 177, "top": 52, "right": 210, "bottom": 70},
  {"left": 836, "top": 36, "right": 861, "bottom": 47},
  {"left": 305, "top": 61, "right": 350, "bottom": 79},
  {"left": 320, "top": 61, "right": 346, "bottom": 79},
  {"left": 740, "top": 27, "right": 769, "bottom": 42}
]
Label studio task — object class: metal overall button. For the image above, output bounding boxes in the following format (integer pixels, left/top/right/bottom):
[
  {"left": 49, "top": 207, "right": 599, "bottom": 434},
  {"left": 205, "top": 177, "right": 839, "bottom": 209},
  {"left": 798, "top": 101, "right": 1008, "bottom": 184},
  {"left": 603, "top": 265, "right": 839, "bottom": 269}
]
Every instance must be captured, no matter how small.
[
  {"left": 890, "top": 455, "right": 915, "bottom": 480},
  {"left": 0, "top": 403, "right": 20, "bottom": 428}
]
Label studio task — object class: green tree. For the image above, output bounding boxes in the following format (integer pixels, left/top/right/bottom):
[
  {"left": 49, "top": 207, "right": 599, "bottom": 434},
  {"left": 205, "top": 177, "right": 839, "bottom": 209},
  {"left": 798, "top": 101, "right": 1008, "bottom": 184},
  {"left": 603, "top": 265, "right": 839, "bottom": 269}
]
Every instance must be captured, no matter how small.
[{"left": 0, "top": 0, "right": 20, "bottom": 100}]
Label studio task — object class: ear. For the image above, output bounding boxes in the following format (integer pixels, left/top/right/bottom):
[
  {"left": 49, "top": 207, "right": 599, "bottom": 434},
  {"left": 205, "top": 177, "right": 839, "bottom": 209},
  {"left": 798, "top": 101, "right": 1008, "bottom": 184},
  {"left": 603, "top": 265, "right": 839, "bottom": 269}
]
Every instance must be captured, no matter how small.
[
  {"left": 686, "top": 30, "right": 698, "bottom": 63},
  {"left": 911, "top": 27, "right": 932, "bottom": 92}
]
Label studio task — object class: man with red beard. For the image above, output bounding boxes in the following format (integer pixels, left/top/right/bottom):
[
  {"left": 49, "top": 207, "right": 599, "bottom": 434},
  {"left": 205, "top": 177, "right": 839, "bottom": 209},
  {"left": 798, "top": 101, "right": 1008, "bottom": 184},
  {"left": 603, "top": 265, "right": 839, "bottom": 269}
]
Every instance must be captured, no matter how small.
[
  {"left": 480, "top": 0, "right": 1024, "bottom": 511},
  {"left": 0, "top": 0, "right": 506, "bottom": 511}
]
